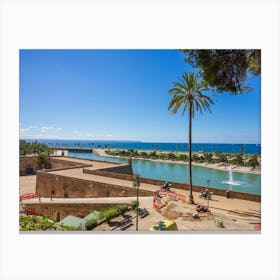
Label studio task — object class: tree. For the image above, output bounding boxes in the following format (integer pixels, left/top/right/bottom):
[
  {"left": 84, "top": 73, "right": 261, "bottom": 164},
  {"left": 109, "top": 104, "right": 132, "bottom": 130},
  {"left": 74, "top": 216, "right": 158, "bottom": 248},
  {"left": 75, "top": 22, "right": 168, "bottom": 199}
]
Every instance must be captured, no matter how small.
[
  {"left": 20, "top": 140, "right": 51, "bottom": 156},
  {"left": 182, "top": 49, "right": 261, "bottom": 94},
  {"left": 139, "top": 151, "right": 148, "bottom": 158},
  {"left": 204, "top": 152, "right": 213, "bottom": 163},
  {"left": 35, "top": 153, "right": 51, "bottom": 169},
  {"left": 168, "top": 72, "right": 214, "bottom": 203},
  {"left": 234, "top": 153, "right": 244, "bottom": 166},
  {"left": 167, "top": 152, "right": 176, "bottom": 161},
  {"left": 247, "top": 154, "right": 259, "bottom": 169}
]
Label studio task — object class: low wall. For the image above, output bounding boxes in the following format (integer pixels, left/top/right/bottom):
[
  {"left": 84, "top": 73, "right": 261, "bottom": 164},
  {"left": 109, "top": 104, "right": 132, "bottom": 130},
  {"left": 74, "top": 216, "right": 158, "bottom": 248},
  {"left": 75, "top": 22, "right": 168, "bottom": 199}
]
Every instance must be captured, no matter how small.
[
  {"left": 136, "top": 177, "right": 261, "bottom": 202},
  {"left": 20, "top": 156, "right": 91, "bottom": 176},
  {"left": 36, "top": 171, "right": 154, "bottom": 199},
  {"left": 83, "top": 169, "right": 261, "bottom": 202},
  {"left": 99, "top": 164, "right": 133, "bottom": 175},
  {"left": 66, "top": 156, "right": 122, "bottom": 166},
  {"left": 23, "top": 202, "right": 126, "bottom": 221},
  {"left": 83, "top": 164, "right": 133, "bottom": 177},
  {"left": 50, "top": 157, "right": 90, "bottom": 169},
  {"left": 20, "top": 157, "right": 37, "bottom": 176}
]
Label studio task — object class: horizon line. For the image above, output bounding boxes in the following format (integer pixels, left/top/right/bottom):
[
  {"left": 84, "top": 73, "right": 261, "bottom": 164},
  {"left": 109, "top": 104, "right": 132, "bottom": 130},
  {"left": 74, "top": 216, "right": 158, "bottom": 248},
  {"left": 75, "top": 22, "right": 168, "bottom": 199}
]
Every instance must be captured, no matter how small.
[{"left": 20, "top": 138, "right": 261, "bottom": 145}]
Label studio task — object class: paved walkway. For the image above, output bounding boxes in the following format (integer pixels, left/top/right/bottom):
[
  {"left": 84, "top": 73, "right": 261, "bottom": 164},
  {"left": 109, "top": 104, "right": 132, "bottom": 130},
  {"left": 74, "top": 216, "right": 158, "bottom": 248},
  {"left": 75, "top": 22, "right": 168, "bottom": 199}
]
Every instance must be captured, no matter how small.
[
  {"left": 48, "top": 167, "right": 161, "bottom": 193},
  {"left": 59, "top": 156, "right": 119, "bottom": 169}
]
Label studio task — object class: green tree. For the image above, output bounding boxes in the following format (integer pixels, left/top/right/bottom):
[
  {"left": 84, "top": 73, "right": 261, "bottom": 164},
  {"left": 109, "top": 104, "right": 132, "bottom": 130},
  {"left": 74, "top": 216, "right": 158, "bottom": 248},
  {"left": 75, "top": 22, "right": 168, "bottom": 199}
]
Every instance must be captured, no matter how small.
[
  {"left": 168, "top": 72, "right": 214, "bottom": 203},
  {"left": 149, "top": 151, "right": 157, "bottom": 159},
  {"left": 20, "top": 140, "right": 51, "bottom": 156},
  {"left": 35, "top": 153, "right": 51, "bottom": 169},
  {"left": 233, "top": 153, "right": 244, "bottom": 166},
  {"left": 247, "top": 154, "right": 259, "bottom": 169},
  {"left": 182, "top": 49, "right": 261, "bottom": 94},
  {"left": 139, "top": 151, "right": 148, "bottom": 158},
  {"left": 167, "top": 152, "right": 176, "bottom": 160},
  {"left": 204, "top": 152, "right": 213, "bottom": 163}
]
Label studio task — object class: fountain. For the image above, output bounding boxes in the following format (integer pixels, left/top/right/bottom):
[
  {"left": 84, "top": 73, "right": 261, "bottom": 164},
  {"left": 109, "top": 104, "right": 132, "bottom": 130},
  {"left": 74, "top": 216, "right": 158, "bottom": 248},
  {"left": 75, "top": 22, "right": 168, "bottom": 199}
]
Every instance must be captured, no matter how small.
[{"left": 221, "top": 164, "right": 242, "bottom": 187}]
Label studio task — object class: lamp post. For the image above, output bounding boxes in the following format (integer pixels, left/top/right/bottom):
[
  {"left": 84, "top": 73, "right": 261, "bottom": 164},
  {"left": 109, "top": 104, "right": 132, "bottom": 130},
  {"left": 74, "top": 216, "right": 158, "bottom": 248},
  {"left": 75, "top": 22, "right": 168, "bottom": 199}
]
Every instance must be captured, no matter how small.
[
  {"left": 133, "top": 172, "right": 140, "bottom": 231},
  {"left": 206, "top": 179, "right": 211, "bottom": 209}
]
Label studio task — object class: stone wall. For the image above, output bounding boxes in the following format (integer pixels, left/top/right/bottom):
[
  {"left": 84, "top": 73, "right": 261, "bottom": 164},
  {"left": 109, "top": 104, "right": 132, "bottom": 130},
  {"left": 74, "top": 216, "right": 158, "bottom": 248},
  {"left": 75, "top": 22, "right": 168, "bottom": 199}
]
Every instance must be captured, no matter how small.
[
  {"left": 141, "top": 178, "right": 261, "bottom": 202},
  {"left": 50, "top": 157, "right": 88, "bottom": 169},
  {"left": 67, "top": 156, "right": 121, "bottom": 166},
  {"left": 19, "top": 157, "right": 37, "bottom": 175},
  {"left": 36, "top": 171, "right": 154, "bottom": 198},
  {"left": 23, "top": 202, "right": 127, "bottom": 221},
  {"left": 100, "top": 164, "right": 133, "bottom": 175},
  {"left": 83, "top": 164, "right": 133, "bottom": 177},
  {"left": 20, "top": 156, "right": 92, "bottom": 176},
  {"left": 82, "top": 169, "right": 261, "bottom": 202}
]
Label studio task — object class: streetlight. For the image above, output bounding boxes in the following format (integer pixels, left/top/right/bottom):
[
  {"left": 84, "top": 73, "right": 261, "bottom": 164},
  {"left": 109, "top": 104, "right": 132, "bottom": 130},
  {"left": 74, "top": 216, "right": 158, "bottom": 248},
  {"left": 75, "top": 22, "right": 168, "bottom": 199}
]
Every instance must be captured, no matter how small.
[
  {"left": 133, "top": 172, "right": 140, "bottom": 231},
  {"left": 206, "top": 179, "right": 211, "bottom": 210}
]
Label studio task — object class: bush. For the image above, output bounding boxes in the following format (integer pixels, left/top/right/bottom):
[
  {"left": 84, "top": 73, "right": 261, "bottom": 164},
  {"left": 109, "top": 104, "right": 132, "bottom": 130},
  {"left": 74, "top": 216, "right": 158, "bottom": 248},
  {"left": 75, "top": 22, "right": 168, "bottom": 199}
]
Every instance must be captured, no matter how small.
[
  {"left": 167, "top": 152, "right": 176, "bottom": 160},
  {"left": 115, "top": 204, "right": 129, "bottom": 215},
  {"left": 140, "top": 151, "right": 148, "bottom": 158},
  {"left": 85, "top": 219, "right": 98, "bottom": 230},
  {"left": 101, "top": 209, "right": 118, "bottom": 222},
  {"left": 149, "top": 151, "right": 158, "bottom": 159},
  {"left": 36, "top": 152, "right": 52, "bottom": 169},
  {"left": 130, "top": 200, "right": 139, "bottom": 209}
]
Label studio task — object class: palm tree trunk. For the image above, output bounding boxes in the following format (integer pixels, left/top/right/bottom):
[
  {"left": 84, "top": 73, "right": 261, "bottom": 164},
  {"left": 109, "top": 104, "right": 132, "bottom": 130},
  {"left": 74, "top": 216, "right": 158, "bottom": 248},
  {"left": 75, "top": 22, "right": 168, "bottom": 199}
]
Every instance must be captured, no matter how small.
[{"left": 188, "top": 105, "right": 194, "bottom": 204}]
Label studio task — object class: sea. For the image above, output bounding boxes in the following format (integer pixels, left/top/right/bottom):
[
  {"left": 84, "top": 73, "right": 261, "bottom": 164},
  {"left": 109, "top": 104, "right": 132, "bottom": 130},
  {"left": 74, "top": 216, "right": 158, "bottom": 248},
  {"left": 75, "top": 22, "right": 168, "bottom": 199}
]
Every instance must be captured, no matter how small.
[{"left": 24, "top": 139, "right": 261, "bottom": 154}]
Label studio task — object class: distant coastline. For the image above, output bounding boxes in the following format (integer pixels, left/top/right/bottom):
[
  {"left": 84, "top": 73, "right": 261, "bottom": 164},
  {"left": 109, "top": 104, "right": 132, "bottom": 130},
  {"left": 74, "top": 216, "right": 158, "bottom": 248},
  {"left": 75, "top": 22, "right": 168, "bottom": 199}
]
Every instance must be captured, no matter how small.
[
  {"left": 93, "top": 149, "right": 261, "bottom": 175},
  {"left": 23, "top": 139, "right": 261, "bottom": 155}
]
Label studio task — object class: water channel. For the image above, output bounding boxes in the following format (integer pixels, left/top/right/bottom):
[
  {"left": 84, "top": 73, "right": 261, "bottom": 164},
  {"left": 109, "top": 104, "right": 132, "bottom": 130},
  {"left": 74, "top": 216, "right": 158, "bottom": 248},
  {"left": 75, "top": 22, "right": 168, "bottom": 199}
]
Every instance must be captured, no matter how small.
[{"left": 68, "top": 152, "right": 261, "bottom": 195}]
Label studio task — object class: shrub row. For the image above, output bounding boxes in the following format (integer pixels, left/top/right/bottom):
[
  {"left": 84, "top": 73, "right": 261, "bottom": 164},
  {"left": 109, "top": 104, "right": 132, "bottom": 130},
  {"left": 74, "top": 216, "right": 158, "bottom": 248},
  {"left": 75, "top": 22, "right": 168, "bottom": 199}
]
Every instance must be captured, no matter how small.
[
  {"left": 85, "top": 219, "right": 98, "bottom": 230},
  {"left": 85, "top": 203, "right": 132, "bottom": 230}
]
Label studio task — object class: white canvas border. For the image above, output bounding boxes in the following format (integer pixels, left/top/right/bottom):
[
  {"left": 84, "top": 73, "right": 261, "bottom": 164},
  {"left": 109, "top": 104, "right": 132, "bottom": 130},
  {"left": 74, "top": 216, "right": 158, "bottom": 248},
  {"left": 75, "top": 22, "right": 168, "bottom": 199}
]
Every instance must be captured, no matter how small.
[{"left": 1, "top": 0, "right": 279, "bottom": 280}]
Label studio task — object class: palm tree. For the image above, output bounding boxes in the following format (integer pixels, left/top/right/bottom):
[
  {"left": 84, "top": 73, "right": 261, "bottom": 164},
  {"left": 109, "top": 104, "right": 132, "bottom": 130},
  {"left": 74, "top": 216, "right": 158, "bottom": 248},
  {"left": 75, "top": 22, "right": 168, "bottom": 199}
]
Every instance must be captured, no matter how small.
[{"left": 168, "top": 72, "right": 214, "bottom": 203}]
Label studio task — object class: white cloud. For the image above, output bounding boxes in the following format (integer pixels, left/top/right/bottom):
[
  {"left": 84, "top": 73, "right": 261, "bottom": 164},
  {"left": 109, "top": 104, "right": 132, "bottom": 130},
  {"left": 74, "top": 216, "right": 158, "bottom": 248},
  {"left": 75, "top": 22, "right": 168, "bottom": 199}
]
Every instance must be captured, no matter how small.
[
  {"left": 40, "top": 126, "right": 62, "bottom": 133},
  {"left": 20, "top": 125, "right": 63, "bottom": 139},
  {"left": 20, "top": 134, "right": 61, "bottom": 139},
  {"left": 20, "top": 126, "right": 38, "bottom": 133},
  {"left": 20, "top": 126, "right": 116, "bottom": 140}
]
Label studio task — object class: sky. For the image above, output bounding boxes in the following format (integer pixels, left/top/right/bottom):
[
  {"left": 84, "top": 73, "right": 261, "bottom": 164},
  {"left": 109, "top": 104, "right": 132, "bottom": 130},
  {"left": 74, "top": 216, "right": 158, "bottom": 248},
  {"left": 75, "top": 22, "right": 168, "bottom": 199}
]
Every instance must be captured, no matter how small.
[{"left": 19, "top": 50, "right": 261, "bottom": 144}]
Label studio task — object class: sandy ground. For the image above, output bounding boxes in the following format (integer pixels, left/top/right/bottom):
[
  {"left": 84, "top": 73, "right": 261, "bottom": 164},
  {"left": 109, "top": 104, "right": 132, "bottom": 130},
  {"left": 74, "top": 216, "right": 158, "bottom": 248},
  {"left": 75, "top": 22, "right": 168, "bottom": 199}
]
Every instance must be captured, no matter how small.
[{"left": 93, "top": 149, "right": 261, "bottom": 175}]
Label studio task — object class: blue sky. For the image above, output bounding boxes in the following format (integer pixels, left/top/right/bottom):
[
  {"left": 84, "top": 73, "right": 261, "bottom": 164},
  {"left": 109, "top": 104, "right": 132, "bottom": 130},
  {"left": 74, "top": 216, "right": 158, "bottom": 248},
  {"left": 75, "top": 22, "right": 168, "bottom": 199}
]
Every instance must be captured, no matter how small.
[{"left": 19, "top": 50, "right": 261, "bottom": 144}]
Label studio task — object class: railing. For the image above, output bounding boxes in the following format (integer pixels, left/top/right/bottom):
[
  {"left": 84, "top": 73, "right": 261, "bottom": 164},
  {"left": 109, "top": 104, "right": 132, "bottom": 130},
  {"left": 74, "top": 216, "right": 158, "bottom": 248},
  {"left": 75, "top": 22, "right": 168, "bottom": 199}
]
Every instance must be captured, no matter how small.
[{"left": 20, "top": 193, "right": 40, "bottom": 202}]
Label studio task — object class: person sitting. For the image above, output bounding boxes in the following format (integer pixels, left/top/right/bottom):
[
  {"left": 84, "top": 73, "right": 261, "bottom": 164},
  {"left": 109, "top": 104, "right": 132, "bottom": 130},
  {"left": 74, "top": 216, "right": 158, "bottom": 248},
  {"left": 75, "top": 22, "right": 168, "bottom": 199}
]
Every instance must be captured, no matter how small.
[
  {"left": 161, "top": 181, "right": 171, "bottom": 191},
  {"left": 200, "top": 189, "right": 209, "bottom": 199}
]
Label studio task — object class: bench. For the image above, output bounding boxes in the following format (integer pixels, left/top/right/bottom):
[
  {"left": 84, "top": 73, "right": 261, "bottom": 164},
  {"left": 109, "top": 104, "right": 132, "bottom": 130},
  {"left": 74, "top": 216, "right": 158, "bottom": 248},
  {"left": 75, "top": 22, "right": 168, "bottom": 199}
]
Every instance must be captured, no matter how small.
[
  {"left": 118, "top": 218, "right": 133, "bottom": 230},
  {"left": 138, "top": 208, "right": 149, "bottom": 218}
]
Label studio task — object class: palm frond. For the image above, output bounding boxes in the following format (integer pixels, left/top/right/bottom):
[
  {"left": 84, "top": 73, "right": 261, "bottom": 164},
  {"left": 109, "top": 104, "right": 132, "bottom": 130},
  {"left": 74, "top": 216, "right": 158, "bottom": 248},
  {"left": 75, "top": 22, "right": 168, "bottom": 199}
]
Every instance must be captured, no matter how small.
[{"left": 168, "top": 71, "right": 214, "bottom": 117}]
